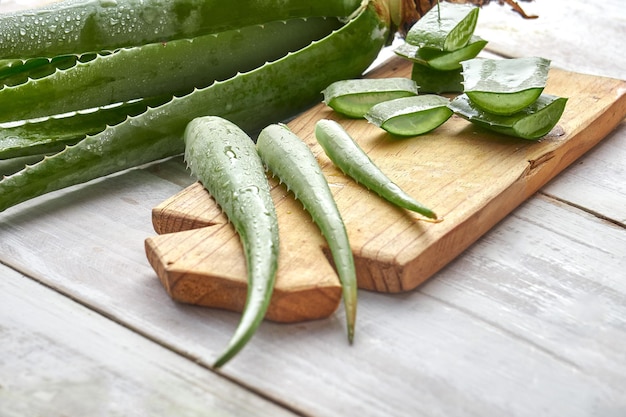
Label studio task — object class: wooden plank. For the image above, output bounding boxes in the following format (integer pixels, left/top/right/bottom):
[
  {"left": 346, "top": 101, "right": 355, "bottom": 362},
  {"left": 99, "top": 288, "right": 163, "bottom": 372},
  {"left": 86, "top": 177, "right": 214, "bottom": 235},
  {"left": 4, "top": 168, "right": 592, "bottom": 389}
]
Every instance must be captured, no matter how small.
[
  {"left": 476, "top": 0, "right": 626, "bottom": 225},
  {"left": 145, "top": 60, "right": 626, "bottom": 323},
  {"left": 540, "top": 121, "right": 626, "bottom": 224},
  {"left": 423, "top": 195, "right": 626, "bottom": 385},
  {"left": 219, "top": 197, "right": 626, "bottom": 417},
  {"left": 0, "top": 266, "right": 296, "bottom": 417},
  {"left": 477, "top": 0, "right": 626, "bottom": 81},
  {"left": 2, "top": 178, "right": 624, "bottom": 416}
]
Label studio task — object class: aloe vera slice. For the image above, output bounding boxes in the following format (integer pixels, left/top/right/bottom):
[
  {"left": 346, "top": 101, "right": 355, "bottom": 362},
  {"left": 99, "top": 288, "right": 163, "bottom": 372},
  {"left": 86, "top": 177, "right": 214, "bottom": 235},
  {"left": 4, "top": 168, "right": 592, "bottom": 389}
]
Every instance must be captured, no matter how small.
[
  {"left": 449, "top": 93, "right": 568, "bottom": 140},
  {"left": 462, "top": 57, "right": 551, "bottom": 115},
  {"left": 395, "top": 36, "right": 487, "bottom": 71},
  {"left": 405, "top": 3, "right": 479, "bottom": 51},
  {"left": 322, "top": 77, "right": 419, "bottom": 118},
  {"left": 411, "top": 63, "right": 463, "bottom": 94},
  {"left": 365, "top": 94, "right": 452, "bottom": 136}
]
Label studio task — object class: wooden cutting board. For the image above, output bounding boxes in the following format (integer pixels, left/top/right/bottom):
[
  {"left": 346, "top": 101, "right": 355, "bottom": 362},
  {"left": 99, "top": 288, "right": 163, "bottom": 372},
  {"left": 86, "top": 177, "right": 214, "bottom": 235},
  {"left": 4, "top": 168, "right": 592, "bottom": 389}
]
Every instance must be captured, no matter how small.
[{"left": 145, "top": 56, "right": 626, "bottom": 323}]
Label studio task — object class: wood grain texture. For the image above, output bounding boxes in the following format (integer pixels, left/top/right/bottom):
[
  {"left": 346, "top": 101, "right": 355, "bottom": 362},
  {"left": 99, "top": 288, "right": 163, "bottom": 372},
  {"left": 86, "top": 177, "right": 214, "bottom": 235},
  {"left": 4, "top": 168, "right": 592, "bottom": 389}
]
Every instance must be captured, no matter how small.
[
  {"left": 146, "top": 59, "right": 626, "bottom": 324},
  {"left": 541, "top": 120, "right": 626, "bottom": 224},
  {"left": 0, "top": 265, "right": 296, "bottom": 417},
  {"left": 2, "top": 177, "right": 624, "bottom": 417}
]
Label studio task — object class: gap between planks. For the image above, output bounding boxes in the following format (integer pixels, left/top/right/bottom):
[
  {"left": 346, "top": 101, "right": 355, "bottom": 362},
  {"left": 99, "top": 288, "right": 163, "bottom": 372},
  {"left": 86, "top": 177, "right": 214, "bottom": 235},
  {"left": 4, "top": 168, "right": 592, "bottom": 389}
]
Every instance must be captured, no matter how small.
[{"left": 2, "top": 261, "right": 312, "bottom": 416}]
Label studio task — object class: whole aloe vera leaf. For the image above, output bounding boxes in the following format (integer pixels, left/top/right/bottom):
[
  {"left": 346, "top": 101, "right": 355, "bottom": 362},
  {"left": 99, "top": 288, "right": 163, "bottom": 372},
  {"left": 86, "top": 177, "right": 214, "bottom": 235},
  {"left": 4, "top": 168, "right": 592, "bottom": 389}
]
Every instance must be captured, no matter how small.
[
  {"left": 0, "top": 17, "right": 341, "bottom": 123},
  {"left": 184, "top": 116, "right": 279, "bottom": 369},
  {"left": 0, "top": 0, "right": 362, "bottom": 59},
  {"left": 0, "top": 0, "right": 391, "bottom": 212},
  {"left": 315, "top": 119, "right": 438, "bottom": 218},
  {"left": 257, "top": 123, "right": 358, "bottom": 344}
]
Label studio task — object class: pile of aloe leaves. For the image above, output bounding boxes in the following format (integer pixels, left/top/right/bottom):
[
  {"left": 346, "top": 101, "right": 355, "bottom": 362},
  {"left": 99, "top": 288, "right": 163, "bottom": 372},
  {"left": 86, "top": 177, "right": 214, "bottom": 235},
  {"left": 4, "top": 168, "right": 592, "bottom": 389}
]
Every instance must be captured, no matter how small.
[{"left": 323, "top": 2, "right": 567, "bottom": 140}]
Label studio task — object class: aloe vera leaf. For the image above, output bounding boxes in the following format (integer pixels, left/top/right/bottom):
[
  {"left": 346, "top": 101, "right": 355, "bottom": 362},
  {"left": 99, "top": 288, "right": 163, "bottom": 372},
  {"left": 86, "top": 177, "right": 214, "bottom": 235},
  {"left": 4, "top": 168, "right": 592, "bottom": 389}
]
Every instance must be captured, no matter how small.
[
  {"left": 257, "top": 123, "right": 358, "bottom": 343},
  {"left": 405, "top": 2, "right": 479, "bottom": 51},
  {"left": 0, "top": 0, "right": 391, "bottom": 212},
  {"left": 0, "top": 56, "right": 76, "bottom": 85},
  {"left": 0, "top": 96, "right": 170, "bottom": 159},
  {"left": 1, "top": 53, "right": 121, "bottom": 89},
  {"left": 462, "top": 56, "right": 551, "bottom": 115},
  {"left": 0, "top": 17, "right": 341, "bottom": 123},
  {"left": 0, "top": 0, "right": 362, "bottom": 59},
  {"left": 322, "top": 77, "right": 418, "bottom": 118},
  {"left": 1, "top": 56, "right": 79, "bottom": 87},
  {"left": 0, "top": 58, "right": 48, "bottom": 80},
  {"left": 315, "top": 119, "right": 437, "bottom": 218},
  {"left": 183, "top": 116, "right": 279, "bottom": 368},
  {"left": 411, "top": 62, "right": 464, "bottom": 94},
  {"left": 365, "top": 94, "right": 452, "bottom": 136},
  {"left": 395, "top": 36, "right": 487, "bottom": 71},
  {"left": 0, "top": 154, "right": 45, "bottom": 177},
  {"left": 449, "top": 93, "right": 568, "bottom": 140}
]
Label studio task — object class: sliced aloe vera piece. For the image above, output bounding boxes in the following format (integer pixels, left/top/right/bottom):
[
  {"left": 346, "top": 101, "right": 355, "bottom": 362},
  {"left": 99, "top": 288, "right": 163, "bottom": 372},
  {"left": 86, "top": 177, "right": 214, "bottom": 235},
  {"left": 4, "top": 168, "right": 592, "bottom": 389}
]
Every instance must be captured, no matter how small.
[
  {"left": 462, "top": 56, "right": 551, "bottom": 115},
  {"left": 449, "top": 93, "right": 568, "bottom": 140},
  {"left": 322, "top": 77, "right": 419, "bottom": 118},
  {"left": 405, "top": 3, "right": 479, "bottom": 52},
  {"left": 411, "top": 63, "right": 463, "bottom": 94},
  {"left": 395, "top": 36, "right": 487, "bottom": 71},
  {"left": 365, "top": 94, "right": 452, "bottom": 136}
]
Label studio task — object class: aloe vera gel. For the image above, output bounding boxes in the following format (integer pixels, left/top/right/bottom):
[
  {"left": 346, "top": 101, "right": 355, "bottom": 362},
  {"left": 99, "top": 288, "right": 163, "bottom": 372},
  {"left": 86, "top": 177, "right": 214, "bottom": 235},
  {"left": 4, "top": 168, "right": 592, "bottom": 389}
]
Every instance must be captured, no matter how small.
[
  {"left": 461, "top": 57, "right": 551, "bottom": 115},
  {"left": 365, "top": 95, "right": 452, "bottom": 136},
  {"left": 450, "top": 93, "right": 567, "bottom": 140},
  {"left": 454, "top": 57, "right": 567, "bottom": 139},
  {"left": 323, "top": 78, "right": 419, "bottom": 118}
]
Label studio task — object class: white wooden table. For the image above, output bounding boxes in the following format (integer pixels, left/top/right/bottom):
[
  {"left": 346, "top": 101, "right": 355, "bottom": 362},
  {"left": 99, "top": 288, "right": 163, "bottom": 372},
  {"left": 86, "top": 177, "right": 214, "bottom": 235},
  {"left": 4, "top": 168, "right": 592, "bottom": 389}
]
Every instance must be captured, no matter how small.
[{"left": 1, "top": 1, "right": 624, "bottom": 416}]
